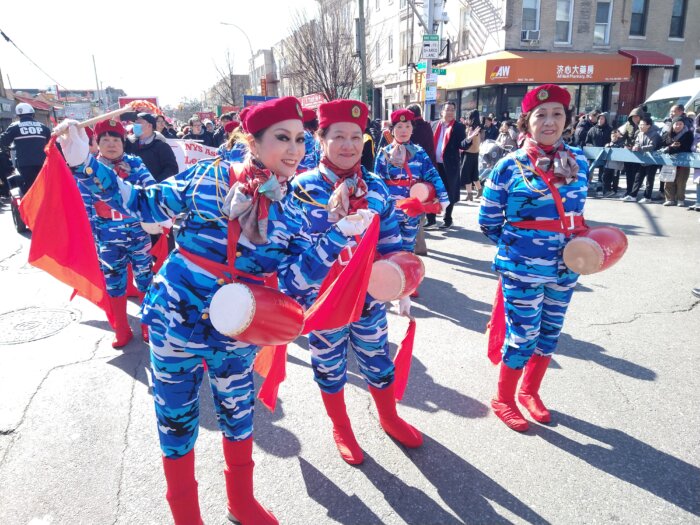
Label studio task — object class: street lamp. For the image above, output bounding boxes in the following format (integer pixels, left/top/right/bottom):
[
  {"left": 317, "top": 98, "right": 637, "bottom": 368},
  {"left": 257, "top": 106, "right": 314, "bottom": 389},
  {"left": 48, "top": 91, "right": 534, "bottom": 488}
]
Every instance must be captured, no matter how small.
[{"left": 220, "top": 22, "right": 257, "bottom": 99}]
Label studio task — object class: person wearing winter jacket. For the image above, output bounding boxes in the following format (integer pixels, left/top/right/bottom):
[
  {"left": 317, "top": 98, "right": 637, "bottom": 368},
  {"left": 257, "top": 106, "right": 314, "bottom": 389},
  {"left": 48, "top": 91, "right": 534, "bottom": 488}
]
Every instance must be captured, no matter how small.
[
  {"left": 619, "top": 106, "right": 644, "bottom": 197},
  {"left": 573, "top": 110, "right": 599, "bottom": 146},
  {"left": 584, "top": 113, "right": 612, "bottom": 147},
  {"left": 660, "top": 116, "right": 693, "bottom": 206},
  {"left": 602, "top": 129, "right": 625, "bottom": 196},
  {"left": 125, "top": 113, "right": 179, "bottom": 182},
  {"left": 622, "top": 117, "right": 661, "bottom": 203}
]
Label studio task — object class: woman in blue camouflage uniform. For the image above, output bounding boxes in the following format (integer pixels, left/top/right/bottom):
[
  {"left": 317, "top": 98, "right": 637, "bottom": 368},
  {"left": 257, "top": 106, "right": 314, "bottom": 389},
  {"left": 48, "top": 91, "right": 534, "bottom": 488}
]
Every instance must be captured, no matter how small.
[
  {"left": 56, "top": 97, "right": 372, "bottom": 525},
  {"left": 77, "top": 119, "right": 157, "bottom": 348},
  {"left": 479, "top": 84, "right": 588, "bottom": 432},
  {"left": 216, "top": 119, "right": 248, "bottom": 163},
  {"left": 285, "top": 100, "right": 423, "bottom": 466},
  {"left": 374, "top": 108, "right": 449, "bottom": 252},
  {"left": 297, "top": 108, "right": 321, "bottom": 173}
]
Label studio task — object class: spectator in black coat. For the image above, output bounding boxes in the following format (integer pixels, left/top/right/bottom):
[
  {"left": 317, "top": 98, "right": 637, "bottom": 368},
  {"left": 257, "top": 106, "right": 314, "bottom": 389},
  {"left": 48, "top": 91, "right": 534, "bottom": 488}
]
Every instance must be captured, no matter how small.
[
  {"left": 585, "top": 112, "right": 612, "bottom": 147},
  {"left": 125, "top": 113, "right": 179, "bottom": 182},
  {"left": 183, "top": 117, "right": 214, "bottom": 146},
  {"left": 212, "top": 113, "right": 235, "bottom": 147},
  {"left": 156, "top": 115, "right": 178, "bottom": 139},
  {"left": 482, "top": 115, "right": 499, "bottom": 141},
  {"left": 429, "top": 101, "right": 466, "bottom": 229},
  {"left": 407, "top": 104, "right": 436, "bottom": 165},
  {"left": 573, "top": 110, "right": 599, "bottom": 146}
]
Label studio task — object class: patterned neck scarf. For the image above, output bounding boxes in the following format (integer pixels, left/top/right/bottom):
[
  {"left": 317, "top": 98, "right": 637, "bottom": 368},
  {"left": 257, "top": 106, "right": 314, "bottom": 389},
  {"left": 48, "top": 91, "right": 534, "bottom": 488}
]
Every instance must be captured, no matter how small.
[
  {"left": 225, "top": 159, "right": 286, "bottom": 244},
  {"left": 97, "top": 153, "right": 131, "bottom": 180},
  {"left": 523, "top": 136, "right": 579, "bottom": 184},
  {"left": 320, "top": 157, "right": 368, "bottom": 222},
  {"left": 386, "top": 141, "right": 418, "bottom": 167}
]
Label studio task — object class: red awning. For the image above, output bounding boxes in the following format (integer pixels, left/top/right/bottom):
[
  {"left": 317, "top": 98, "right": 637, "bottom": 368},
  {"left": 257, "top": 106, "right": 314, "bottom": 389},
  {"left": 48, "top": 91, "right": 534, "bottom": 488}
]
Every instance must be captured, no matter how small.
[
  {"left": 618, "top": 50, "right": 675, "bottom": 67},
  {"left": 13, "top": 94, "right": 53, "bottom": 111}
]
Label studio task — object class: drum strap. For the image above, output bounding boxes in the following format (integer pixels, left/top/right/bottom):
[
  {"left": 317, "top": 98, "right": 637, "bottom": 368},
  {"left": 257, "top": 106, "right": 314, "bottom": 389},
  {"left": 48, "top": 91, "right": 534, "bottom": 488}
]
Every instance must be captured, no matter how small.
[{"left": 511, "top": 158, "right": 588, "bottom": 237}]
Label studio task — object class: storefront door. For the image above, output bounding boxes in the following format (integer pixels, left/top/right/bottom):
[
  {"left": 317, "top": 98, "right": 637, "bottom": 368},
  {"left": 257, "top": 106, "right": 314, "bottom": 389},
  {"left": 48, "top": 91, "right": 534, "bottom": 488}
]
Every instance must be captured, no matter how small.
[
  {"left": 502, "top": 85, "right": 527, "bottom": 120},
  {"left": 618, "top": 68, "right": 648, "bottom": 122}
]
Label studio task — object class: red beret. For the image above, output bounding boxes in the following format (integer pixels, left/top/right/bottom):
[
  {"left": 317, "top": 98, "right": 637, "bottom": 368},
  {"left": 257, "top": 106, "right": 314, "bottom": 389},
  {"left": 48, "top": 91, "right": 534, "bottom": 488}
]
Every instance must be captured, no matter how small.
[
  {"left": 224, "top": 120, "right": 240, "bottom": 134},
  {"left": 302, "top": 108, "right": 317, "bottom": 123},
  {"left": 522, "top": 84, "right": 571, "bottom": 113},
  {"left": 390, "top": 109, "right": 415, "bottom": 125},
  {"left": 318, "top": 99, "right": 369, "bottom": 130},
  {"left": 240, "top": 96, "right": 303, "bottom": 135},
  {"left": 94, "top": 118, "right": 125, "bottom": 139}
]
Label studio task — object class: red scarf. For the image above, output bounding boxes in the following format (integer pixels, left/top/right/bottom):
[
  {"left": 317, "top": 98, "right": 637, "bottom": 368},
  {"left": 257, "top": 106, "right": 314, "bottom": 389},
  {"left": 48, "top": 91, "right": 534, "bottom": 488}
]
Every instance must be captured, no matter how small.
[
  {"left": 432, "top": 120, "right": 454, "bottom": 160},
  {"left": 320, "top": 157, "right": 368, "bottom": 216},
  {"left": 228, "top": 160, "right": 285, "bottom": 244},
  {"left": 523, "top": 137, "right": 579, "bottom": 184}
]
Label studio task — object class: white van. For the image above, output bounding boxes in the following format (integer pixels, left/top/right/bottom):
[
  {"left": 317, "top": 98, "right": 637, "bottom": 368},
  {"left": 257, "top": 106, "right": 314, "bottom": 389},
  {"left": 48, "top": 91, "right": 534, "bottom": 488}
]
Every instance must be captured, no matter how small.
[{"left": 644, "top": 77, "right": 700, "bottom": 126}]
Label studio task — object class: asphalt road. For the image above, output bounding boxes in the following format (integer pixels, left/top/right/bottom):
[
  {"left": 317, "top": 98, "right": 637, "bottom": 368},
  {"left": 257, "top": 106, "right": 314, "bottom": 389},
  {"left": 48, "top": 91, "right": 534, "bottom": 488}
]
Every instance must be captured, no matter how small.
[{"left": 0, "top": 188, "right": 698, "bottom": 525}]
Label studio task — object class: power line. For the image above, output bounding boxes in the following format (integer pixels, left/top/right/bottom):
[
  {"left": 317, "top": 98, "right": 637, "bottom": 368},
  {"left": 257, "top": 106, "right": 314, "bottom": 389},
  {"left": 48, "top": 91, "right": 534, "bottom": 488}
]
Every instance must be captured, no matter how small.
[{"left": 0, "top": 27, "right": 69, "bottom": 91}]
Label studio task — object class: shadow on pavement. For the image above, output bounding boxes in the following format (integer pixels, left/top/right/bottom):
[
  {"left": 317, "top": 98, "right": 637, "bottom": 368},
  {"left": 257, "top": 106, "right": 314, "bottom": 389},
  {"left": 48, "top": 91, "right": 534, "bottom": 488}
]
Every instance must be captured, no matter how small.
[
  {"left": 533, "top": 411, "right": 700, "bottom": 516},
  {"left": 413, "top": 275, "right": 491, "bottom": 334},
  {"left": 253, "top": 396, "right": 301, "bottom": 458},
  {"left": 298, "top": 457, "right": 384, "bottom": 525},
  {"left": 359, "top": 453, "right": 462, "bottom": 525},
  {"left": 556, "top": 333, "right": 656, "bottom": 381},
  {"left": 287, "top": 348, "right": 488, "bottom": 420},
  {"left": 587, "top": 215, "right": 665, "bottom": 238},
  {"left": 404, "top": 433, "right": 551, "bottom": 525}
]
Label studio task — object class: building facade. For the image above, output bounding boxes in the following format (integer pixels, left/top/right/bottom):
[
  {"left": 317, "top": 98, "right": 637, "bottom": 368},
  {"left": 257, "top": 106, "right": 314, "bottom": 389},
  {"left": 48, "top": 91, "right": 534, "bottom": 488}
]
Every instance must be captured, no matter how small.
[{"left": 368, "top": 0, "right": 698, "bottom": 124}]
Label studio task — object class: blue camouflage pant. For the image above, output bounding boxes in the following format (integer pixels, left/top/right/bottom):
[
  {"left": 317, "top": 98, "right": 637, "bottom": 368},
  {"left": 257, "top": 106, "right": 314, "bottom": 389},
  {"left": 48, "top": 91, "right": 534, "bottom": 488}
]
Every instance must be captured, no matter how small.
[
  {"left": 310, "top": 298, "right": 394, "bottom": 393},
  {"left": 501, "top": 273, "right": 578, "bottom": 369},
  {"left": 95, "top": 219, "right": 153, "bottom": 297},
  {"left": 149, "top": 314, "right": 259, "bottom": 459},
  {"left": 395, "top": 207, "right": 421, "bottom": 252}
]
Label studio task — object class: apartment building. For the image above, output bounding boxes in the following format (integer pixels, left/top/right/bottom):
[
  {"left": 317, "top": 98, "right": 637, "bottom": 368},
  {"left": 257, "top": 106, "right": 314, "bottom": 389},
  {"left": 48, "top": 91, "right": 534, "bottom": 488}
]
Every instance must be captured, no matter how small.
[{"left": 369, "top": 0, "right": 698, "bottom": 124}]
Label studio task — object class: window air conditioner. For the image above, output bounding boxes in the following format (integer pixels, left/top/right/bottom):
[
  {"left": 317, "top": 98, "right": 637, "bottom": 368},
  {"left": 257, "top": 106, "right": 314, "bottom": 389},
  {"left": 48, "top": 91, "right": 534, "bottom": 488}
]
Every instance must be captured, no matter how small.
[{"left": 521, "top": 30, "right": 540, "bottom": 41}]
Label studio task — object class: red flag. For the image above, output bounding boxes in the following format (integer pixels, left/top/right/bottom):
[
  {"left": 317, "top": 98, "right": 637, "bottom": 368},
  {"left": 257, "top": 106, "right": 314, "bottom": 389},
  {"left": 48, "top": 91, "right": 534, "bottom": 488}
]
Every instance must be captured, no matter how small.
[
  {"left": 486, "top": 278, "right": 505, "bottom": 365},
  {"left": 393, "top": 318, "right": 416, "bottom": 401},
  {"left": 19, "top": 139, "right": 114, "bottom": 325},
  {"left": 303, "top": 214, "right": 380, "bottom": 333},
  {"left": 396, "top": 197, "right": 441, "bottom": 217},
  {"left": 151, "top": 228, "right": 171, "bottom": 274}
]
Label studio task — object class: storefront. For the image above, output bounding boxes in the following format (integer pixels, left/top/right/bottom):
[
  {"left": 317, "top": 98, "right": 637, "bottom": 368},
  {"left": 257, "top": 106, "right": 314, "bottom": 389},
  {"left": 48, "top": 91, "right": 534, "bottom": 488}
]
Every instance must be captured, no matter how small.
[{"left": 437, "top": 51, "right": 632, "bottom": 122}]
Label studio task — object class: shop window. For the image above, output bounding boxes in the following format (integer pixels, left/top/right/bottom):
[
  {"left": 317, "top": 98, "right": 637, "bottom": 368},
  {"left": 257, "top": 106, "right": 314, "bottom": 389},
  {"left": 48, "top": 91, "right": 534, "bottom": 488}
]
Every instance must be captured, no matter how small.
[
  {"left": 460, "top": 88, "right": 478, "bottom": 116},
  {"left": 669, "top": 0, "right": 687, "bottom": 38},
  {"left": 594, "top": 1, "right": 612, "bottom": 45},
  {"left": 555, "top": 0, "right": 574, "bottom": 44},
  {"left": 662, "top": 66, "right": 680, "bottom": 86},
  {"left": 629, "top": 0, "right": 648, "bottom": 36},
  {"left": 579, "top": 85, "right": 603, "bottom": 113},
  {"left": 479, "top": 87, "right": 498, "bottom": 116},
  {"left": 388, "top": 35, "right": 394, "bottom": 62},
  {"left": 522, "top": 0, "right": 541, "bottom": 31}
]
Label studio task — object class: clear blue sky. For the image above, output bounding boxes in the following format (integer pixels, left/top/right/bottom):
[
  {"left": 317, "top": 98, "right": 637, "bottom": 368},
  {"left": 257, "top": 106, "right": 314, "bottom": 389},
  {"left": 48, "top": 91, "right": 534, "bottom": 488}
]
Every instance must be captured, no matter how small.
[{"left": 1, "top": 0, "right": 317, "bottom": 106}]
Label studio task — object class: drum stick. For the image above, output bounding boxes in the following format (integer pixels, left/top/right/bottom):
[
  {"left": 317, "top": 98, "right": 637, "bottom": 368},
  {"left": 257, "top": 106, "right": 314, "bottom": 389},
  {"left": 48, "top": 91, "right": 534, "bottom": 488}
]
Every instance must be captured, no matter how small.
[{"left": 51, "top": 105, "right": 134, "bottom": 137}]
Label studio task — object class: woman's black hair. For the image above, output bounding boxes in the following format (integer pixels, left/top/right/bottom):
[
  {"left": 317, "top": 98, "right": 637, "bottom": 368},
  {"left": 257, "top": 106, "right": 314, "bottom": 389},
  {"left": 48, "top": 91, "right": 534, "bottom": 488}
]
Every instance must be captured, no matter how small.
[{"left": 97, "top": 130, "right": 125, "bottom": 144}]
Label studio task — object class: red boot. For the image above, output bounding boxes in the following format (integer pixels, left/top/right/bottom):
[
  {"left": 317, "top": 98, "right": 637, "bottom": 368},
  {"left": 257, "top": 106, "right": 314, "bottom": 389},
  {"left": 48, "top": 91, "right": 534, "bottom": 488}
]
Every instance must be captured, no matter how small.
[
  {"left": 222, "top": 437, "right": 278, "bottom": 525},
  {"left": 162, "top": 450, "right": 204, "bottom": 525},
  {"left": 320, "top": 389, "right": 364, "bottom": 465},
  {"left": 108, "top": 295, "right": 133, "bottom": 348},
  {"left": 518, "top": 354, "right": 552, "bottom": 423},
  {"left": 369, "top": 383, "right": 423, "bottom": 448},
  {"left": 492, "top": 364, "right": 529, "bottom": 432}
]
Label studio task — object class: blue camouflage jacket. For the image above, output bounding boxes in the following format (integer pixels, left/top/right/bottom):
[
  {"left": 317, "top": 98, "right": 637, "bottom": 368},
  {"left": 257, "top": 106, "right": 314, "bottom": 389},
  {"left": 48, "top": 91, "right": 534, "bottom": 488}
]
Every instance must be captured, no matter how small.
[{"left": 478, "top": 145, "right": 589, "bottom": 284}]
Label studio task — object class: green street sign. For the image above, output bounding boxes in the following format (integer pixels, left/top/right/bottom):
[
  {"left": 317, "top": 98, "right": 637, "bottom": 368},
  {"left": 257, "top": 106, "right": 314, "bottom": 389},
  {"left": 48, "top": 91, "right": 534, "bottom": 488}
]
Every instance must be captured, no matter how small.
[
  {"left": 423, "top": 34, "right": 439, "bottom": 41},
  {"left": 432, "top": 68, "right": 446, "bottom": 75},
  {"left": 416, "top": 61, "right": 427, "bottom": 71}
]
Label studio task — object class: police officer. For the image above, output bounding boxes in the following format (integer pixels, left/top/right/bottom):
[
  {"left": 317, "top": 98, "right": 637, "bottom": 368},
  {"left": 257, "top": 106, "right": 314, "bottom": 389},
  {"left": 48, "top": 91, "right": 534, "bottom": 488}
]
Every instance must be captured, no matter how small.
[{"left": 0, "top": 103, "right": 51, "bottom": 193}]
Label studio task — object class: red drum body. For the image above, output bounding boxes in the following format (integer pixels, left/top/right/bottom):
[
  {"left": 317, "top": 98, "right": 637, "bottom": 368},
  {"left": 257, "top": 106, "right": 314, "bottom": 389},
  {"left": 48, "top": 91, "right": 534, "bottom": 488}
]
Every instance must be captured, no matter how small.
[
  {"left": 563, "top": 226, "right": 628, "bottom": 275},
  {"left": 409, "top": 182, "right": 436, "bottom": 203},
  {"left": 209, "top": 282, "right": 304, "bottom": 346},
  {"left": 367, "top": 251, "right": 425, "bottom": 301}
]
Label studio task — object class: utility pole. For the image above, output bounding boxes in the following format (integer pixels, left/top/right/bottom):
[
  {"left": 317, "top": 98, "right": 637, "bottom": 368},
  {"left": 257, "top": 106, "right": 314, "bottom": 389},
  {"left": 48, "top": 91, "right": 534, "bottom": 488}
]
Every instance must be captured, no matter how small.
[
  {"left": 92, "top": 55, "right": 103, "bottom": 113},
  {"left": 424, "top": 0, "right": 435, "bottom": 120},
  {"left": 358, "top": 0, "right": 367, "bottom": 106}
]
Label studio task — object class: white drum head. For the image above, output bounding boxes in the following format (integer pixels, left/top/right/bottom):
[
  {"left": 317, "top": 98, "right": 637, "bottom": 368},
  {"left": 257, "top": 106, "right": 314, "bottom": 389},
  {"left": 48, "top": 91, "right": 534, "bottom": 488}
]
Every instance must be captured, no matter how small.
[
  {"left": 367, "top": 260, "right": 405, "bottom": 301},
  {"left": 563, "top": 237, "right": 604, "bottom": 275},
  {"left": 410, "top": 183, "right": 431, "bottom": 202},
  {"left": 209, "top": 282, "right": 256, "bottom": 337}
]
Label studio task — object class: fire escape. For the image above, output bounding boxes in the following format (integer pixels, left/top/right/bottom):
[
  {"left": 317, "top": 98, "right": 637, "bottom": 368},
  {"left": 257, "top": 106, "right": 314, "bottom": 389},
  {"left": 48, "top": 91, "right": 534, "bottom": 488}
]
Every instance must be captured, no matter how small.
[{"left": 465, "top": 0, "right": 504, "bottom": 59}]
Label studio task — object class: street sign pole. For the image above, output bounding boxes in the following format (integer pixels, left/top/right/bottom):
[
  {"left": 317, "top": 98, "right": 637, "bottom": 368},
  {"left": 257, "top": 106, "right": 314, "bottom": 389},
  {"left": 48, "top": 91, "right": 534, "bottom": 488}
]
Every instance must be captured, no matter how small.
[{"left": 424, "top": 0, "right": 434, "bottom": 120}]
